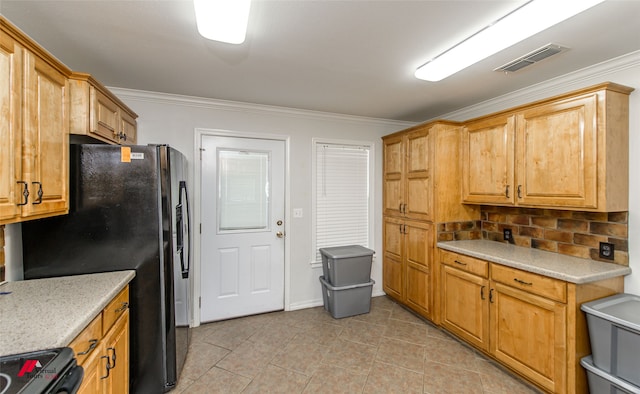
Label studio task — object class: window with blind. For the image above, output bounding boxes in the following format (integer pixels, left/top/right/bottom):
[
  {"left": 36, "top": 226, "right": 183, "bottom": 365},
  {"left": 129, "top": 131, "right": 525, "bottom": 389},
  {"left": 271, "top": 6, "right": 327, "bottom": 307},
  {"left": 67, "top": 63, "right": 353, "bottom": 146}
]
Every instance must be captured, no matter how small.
[{"left": 312, "top": 139, "right": 373, "bottom": 265}]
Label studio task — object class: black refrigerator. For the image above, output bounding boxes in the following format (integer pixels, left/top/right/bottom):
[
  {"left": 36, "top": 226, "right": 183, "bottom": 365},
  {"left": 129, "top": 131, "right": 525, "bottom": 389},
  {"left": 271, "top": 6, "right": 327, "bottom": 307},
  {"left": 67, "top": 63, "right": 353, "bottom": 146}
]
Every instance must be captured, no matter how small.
[{"left": 21, "top": 144, "right": 192, "bottom": 393}]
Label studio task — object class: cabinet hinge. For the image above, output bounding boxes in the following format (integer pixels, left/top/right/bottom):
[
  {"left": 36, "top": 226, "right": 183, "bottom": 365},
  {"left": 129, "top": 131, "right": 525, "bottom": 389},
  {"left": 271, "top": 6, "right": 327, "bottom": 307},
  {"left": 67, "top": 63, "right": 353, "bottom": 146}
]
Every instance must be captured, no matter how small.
[
  {"left": 199, "top": 297, "right": 202, "bottom": 309},
  {"left": 199, "top": 223, "right": 202, "bottom": 233}
]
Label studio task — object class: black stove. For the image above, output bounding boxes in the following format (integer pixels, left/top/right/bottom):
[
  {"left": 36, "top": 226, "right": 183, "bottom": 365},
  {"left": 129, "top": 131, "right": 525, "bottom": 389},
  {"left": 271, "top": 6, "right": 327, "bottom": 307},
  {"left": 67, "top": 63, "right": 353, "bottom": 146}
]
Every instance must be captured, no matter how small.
[{"left": 0, "top": 347, "right": 83, "bottom": 394}]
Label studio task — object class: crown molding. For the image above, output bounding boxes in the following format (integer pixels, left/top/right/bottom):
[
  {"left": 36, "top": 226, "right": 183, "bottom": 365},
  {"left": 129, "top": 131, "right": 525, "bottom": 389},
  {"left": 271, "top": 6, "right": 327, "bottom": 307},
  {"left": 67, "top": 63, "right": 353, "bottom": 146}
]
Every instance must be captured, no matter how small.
[
  {"left": 436, "top": 50, "right": 640, "bottom": 122},
  {"left": 108, "top": 87, "right": 417, "bottom": 129}
]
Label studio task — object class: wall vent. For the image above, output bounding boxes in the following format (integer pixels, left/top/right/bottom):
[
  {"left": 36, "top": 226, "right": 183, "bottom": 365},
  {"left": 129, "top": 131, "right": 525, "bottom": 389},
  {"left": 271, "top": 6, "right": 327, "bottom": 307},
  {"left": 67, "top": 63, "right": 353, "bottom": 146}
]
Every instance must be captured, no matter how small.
[{"left": 495, "top": 43, "right": 569, "bottom": 73}]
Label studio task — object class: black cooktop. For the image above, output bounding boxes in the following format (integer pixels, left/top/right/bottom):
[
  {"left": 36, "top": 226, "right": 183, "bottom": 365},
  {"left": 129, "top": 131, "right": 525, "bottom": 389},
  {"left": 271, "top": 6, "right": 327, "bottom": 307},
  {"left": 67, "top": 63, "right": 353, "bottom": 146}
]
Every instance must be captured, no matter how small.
[{"left": 0, "top": 347, "right": 74, "bottom": 394}]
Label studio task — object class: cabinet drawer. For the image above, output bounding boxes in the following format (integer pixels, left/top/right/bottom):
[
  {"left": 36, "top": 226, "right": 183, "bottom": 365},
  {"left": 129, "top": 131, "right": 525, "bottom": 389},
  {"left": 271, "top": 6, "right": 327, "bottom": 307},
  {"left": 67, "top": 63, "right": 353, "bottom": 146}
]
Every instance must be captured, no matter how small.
[
  {"left": 103, "top": 286, "right": 129, "bottom": 336},
  {"left": 491, "top": 264, "right": 566, "bottom": 303},
  {"left": 441, "top": 251, "right": 488, "bottom": 278},
  {"left": 69, "top": 313, "right": 102, "bottom": 366}
]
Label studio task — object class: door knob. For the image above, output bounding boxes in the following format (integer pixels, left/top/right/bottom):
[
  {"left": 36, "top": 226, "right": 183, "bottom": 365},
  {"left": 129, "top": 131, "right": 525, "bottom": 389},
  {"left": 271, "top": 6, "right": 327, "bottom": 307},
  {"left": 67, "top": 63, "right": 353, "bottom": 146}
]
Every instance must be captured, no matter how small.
[{"left": 276, "top": 231, "right": 284, "bottom": 238}]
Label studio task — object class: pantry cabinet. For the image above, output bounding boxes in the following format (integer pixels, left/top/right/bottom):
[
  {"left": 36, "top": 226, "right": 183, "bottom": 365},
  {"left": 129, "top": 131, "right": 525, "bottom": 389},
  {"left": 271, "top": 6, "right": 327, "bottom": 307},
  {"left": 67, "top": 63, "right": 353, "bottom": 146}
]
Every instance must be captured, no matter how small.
[
  {"left": 440, "top": 249, "right": 624, "bottom": 394},
  {"left": 382, "top": 122, "right": 480, "bottom": 321},
  {"left": 461, "top": 83, "right": 633, "bottom": 212},
  {"left": 382, "top": 128, "right": 432, "bottom": 221},
  {"left": 383, "top": 217, "right": 433, "bottom": 316},
  {"left": 0, "top": 17, "right": 70, "bottom": 225},
  {"left": 69, "top": 72, "right": 138, "bottom": 145}
]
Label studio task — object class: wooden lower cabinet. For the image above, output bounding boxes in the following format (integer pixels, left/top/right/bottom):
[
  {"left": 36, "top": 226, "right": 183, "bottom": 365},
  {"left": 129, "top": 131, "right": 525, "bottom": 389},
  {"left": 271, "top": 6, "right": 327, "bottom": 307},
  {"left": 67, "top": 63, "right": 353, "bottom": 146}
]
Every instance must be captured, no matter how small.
[
  {"left": 441, "top": 264, "right": 489, "bottom": 351},
  {"left": 439, "top": 250, "right": 623, "bottom": 393},
  {"left": 383, "top": 217, "right": 433, "bottom": 318},
  {"left": 491, "top": 282, "right": 567, "bottom": 393},
  {"left": 71, "top": 286, "right": 130, "bottom": 394}
]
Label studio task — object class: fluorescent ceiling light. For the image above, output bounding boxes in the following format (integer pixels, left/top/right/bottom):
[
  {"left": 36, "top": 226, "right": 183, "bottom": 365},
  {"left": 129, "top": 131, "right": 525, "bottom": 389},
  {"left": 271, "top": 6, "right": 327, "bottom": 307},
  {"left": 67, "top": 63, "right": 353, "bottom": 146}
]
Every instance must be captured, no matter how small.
[
  {"left": 193, "top": 0, "right": 251, "bottom": 44},
  {"left": 415, "top": 0, "right": 605, "bottom": 82}
]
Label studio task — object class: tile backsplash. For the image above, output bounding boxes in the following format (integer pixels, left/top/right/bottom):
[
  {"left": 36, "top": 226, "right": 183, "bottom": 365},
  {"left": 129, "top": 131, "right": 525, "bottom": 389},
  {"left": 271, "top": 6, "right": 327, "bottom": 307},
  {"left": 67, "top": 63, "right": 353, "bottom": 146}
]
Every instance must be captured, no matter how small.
[
  {"left": 481, "top": 206, "right": 628, "bottom": 265},
  {"left": 437, "top": 207, "right": 628, "bottom": 266}
]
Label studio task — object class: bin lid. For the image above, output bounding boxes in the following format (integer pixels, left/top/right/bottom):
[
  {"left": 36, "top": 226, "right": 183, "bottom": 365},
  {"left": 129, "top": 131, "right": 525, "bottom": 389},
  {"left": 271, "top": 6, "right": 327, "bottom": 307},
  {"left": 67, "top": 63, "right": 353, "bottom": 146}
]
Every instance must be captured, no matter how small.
[
  {"left": 581, "top": 293, "right": 640, "bottom": 333},
  {"left": 319, "top": 245, "right": 374, "bottom": 259},
  {"left": 580, "top": 356, "right": 640, "bottom": 394}
]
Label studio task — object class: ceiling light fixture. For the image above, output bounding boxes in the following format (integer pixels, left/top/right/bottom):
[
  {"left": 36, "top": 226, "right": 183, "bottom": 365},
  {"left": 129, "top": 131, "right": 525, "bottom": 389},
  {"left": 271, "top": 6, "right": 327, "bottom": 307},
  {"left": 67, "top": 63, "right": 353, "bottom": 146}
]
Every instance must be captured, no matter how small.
[
  {"left": 414, "top": 0, "right": 605, "bottom": 82},
  {"left": 193, "top": 0, "right": 251, "bottom": 44}
]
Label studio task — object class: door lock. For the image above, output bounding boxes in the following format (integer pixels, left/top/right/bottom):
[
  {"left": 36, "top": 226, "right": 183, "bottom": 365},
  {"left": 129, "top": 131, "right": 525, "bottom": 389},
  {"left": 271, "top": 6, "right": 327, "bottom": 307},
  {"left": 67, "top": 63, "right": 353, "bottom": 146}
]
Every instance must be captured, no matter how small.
[
  {"left": 276, "top": 220, "right": 283, "bottom": 226},
  {"left": 276, "top": 231, "right": 284, "bottom": 238}
]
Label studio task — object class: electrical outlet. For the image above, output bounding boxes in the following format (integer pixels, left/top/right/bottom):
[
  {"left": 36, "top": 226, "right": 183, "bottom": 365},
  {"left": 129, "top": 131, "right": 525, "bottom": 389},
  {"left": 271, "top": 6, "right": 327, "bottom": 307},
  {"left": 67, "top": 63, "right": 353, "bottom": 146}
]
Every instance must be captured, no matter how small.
[
  {"left": 599, "top": 242, "right": 615, "bottom": 260},
  {"left": 503, "top": 228, "right": 512, "bottom": 241}
]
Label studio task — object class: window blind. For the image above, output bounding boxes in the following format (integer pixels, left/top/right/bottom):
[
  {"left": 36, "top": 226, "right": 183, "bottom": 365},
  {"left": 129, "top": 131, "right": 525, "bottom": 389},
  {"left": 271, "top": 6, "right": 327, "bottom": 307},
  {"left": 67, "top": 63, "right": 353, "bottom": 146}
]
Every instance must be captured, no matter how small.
[{"left": 314, "top": 142, "right": 371, "bottom": 263}]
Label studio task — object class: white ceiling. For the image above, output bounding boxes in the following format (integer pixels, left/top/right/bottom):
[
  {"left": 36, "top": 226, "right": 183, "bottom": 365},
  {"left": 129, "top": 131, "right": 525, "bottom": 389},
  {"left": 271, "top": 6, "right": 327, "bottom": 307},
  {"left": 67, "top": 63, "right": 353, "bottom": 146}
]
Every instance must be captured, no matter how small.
[{"left": 2, "top": 0, "right": 639, "bottom": 122}]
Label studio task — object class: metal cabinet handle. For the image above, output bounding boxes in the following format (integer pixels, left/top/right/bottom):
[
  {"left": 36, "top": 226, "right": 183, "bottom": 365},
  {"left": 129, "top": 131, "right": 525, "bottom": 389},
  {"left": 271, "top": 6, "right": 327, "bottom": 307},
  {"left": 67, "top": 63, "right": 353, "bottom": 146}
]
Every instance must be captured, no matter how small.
[
  {"left": 31, "top": 182, "right": 43, "bottom": 205},
  {"left": 517, "top": 185, "right": 522, "bottom": 198},
  {"left": 514, "top": 278, "right": 533, "bottom": 286},
  {"left": 403, "top": 224, "right": 407, "bottom": 234},
  {"left": 505, "top": 185, "right": 510, "bottom": 198},
  {"left": 115, "top": 302, "right": 129, "bottom": 313},
  {"left": 77, "top": 339, "right": 98, "bottom": 355},
  {"left": 454, "top": 260, "right": 467, "bottom": 266},
  {"left": 403, "top": 204, "right": 407, "bottom": 214},
  {"left": 107, "top": 347, "right": 117, "bottom": 369},
  {"left": 399, "top": 203, "right": 403, "bottom": 213},
  {"left": 17, "top": 181, "right": 29, "bottom": 206},
  {"left": 481, "top": 285, "right": 486, "bottom": 300},
  {"left": 489, "top": 288, "right": 494, "bottom": 303},
  {"left": 100, "top": 355, "right": 111, "bottom": 379}
]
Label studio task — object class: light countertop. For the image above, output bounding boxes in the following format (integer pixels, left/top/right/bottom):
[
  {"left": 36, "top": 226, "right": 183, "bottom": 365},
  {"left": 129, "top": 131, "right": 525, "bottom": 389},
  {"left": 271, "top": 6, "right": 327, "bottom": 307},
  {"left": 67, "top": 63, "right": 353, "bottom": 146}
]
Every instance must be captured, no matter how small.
[
  {"left": 437, "top": 240, "right": 631, "bottom": 284},
  {"left": 0, "top": 270, "right": 135, "bottom": 356}
]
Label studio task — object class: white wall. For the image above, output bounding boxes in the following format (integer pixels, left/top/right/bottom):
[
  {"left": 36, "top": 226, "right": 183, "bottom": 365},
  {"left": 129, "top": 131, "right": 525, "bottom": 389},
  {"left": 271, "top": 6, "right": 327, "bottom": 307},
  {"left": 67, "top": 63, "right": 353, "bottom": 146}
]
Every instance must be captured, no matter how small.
[
  {"left": 108, "top": 90, "right": 414, "bottom": 321},
  {"left": 437, "top": 50, "right": 640, "bottom": 295}
]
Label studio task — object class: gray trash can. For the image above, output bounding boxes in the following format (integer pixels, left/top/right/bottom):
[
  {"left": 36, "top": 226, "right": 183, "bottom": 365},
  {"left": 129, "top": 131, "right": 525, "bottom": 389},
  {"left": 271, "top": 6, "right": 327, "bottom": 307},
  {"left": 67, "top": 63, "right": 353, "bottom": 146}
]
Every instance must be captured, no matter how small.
[{"left": 319, "top": 245, "right": 374, "bottom": 286}]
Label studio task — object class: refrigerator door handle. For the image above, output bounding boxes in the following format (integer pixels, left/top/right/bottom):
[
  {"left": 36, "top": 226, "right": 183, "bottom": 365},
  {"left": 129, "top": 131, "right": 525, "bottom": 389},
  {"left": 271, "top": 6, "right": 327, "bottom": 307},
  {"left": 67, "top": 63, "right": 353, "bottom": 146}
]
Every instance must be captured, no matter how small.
[{"left": 178, "top": 181, "right": 191, "bottom": 279}]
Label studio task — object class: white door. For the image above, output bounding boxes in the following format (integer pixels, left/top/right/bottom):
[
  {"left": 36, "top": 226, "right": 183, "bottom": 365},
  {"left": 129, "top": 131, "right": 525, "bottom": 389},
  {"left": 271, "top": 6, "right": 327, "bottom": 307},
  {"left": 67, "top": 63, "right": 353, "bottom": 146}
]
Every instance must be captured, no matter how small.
[{"left": 200, "top": 135, "right": 286, "bottom": 322}]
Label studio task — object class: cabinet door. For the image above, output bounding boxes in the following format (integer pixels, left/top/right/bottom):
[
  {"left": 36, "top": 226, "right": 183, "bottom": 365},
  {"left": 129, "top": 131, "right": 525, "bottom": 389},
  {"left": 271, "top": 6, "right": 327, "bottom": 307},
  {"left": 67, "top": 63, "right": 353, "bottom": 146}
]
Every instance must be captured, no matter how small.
[
  {"left": 120, "top": 110, "right": 137, "bottom": 145},
  {"left": 516, "top": 94, "right": 597, "bottom": 208},
  {"left": 441, "top": 265, "right": 489, "bottom": 351},
  {"left": 382, "top": 216, "right": 404, "bottom": 300},
  {"left": 21, "top": 51, "right": 68, "bottom": 219},
  {"left": 92, "top": 87, "right": 120, "bottom": 142},
  {"left": 404, "top": 128, "right": 432, "bottom": 221},
  {"left": 76, "top": 343, "right": 105, "bottom": 394},
  {"left": 490, "top": 282, "right": 567, "bottom": 393},
  {"left": 383, "top": 135, "right": 404, "bottom": 217},
  {"left": 404, "top": 221, "right": 432, "bottom": 317},
  {"left": 103, "top": 310, "right": 130, "bottom": 394},
  {"left": 462, "top": 115, "right": 515, "bottom": 204},
  {"left": 0, "top": 32, "right": 21, "bottom": 222}
]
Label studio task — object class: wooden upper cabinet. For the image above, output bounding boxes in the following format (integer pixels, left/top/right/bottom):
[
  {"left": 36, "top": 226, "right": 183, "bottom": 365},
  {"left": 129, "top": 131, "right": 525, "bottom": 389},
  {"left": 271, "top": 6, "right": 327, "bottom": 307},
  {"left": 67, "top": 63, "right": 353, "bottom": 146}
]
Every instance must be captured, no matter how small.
[
  {"left": 21, "top": 50, "right": 69, "bottom": 219},
  {"left": 462, "top": 115, "right": 515, "bottom": 205},
  {"left": 516, "top": 94, "right": 597, "bottom": 208},
  {"left": 382, "top": 126, "right": 432, "bottom": 221},
  {"left": 383, "top": 134, "right": 404, "bottom": 217},
  {"left": 461, "top": 83, "right": 633, "bottom": 211},
  {"left": 0, "top": 18, "right": 70, "bottom": 225},
  {"left": 0, "top": 31, "right": 22, "bottom": 222},
  {"left": 69, "top": 72, "right": 138, "bottom": 145}
]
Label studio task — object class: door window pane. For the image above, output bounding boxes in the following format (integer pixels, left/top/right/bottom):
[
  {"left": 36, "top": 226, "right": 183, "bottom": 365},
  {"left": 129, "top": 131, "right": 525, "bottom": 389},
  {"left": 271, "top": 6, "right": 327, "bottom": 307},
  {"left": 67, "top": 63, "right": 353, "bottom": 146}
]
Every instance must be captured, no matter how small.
[{"left": 218, "top": 149, "right": 270, "bottom": 231}]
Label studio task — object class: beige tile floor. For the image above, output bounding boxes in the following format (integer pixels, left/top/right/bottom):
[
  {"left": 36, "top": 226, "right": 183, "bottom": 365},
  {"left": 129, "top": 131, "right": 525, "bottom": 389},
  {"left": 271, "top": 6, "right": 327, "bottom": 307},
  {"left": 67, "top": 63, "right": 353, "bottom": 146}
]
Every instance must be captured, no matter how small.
[{"left": 174, "top": 296, "right": 542, "bottom": 393}]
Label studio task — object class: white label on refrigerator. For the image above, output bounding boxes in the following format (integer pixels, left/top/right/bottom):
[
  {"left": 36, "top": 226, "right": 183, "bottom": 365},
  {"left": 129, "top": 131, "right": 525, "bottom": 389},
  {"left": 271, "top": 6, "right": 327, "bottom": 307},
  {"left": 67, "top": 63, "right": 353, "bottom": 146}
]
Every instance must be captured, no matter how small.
[{"left": 130, "top": 152, "right": 145, "bottom": 160}]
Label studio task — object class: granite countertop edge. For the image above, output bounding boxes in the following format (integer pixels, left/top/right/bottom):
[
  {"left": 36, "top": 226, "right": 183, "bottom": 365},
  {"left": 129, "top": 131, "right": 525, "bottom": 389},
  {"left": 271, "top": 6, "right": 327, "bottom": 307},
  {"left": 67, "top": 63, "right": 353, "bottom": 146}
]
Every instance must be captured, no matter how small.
[
  {"left": 0, "top": 270, "right": 135, "bottom": 356},
  {"left": 437, "top": 240, "right": 631, "bottom": 284}
]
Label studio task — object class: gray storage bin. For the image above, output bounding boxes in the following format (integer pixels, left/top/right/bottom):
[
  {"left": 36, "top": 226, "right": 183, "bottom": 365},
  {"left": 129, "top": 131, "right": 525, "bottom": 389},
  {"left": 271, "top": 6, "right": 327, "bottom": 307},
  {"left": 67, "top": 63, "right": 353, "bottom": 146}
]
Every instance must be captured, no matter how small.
[
  {"left": 581, "top": 293, "right": 640, "bottom": 387},
  {"left": 320, "top": 245, "right": 374, "bottom": 286},
  {"left": 319, "top": 275, "right": 374, "bottom": 319},
  {"left": 581, "top": 356, "right": 640, "bottom": 394}
]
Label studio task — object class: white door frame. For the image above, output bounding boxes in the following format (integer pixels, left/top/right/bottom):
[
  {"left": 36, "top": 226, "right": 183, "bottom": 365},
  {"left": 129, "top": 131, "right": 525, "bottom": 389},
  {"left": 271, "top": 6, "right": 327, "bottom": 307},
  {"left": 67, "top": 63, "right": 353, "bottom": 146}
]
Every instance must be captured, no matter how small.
[{"left": 192, "top": 128, "right": 291, "bottom": 327}]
